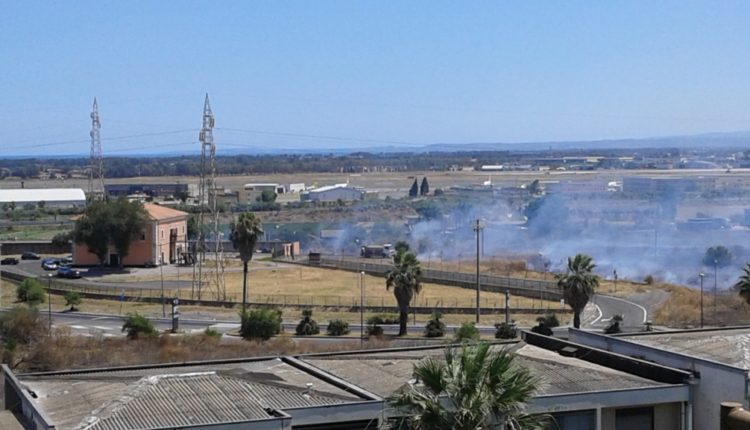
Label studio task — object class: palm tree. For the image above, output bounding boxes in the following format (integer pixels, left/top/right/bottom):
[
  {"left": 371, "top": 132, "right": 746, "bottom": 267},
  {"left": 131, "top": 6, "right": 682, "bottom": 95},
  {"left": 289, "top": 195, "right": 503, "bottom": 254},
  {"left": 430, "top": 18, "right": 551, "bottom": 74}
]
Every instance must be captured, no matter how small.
[
  {"left": 557, "top": 254, "right": 599, "bottom": 329},
  {"left": 229, "top": 212, "right": 264, "bottom": 312},
  {"left": 386, "top": 250, "right": 422, "bottom": 336},
  {"left": 389, "top": 342, "right": 547, "bottom": 429},
  {"left": 735, "top": 263, "right": 750, "bottom": 305}
]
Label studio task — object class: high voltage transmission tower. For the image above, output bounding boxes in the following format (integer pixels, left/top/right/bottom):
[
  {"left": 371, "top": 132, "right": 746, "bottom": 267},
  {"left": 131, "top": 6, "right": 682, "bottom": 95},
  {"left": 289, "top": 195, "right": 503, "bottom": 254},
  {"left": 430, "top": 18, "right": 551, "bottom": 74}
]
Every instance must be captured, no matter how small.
[
  {"left": 192, "top": 94, "right": 226, "bottom": 300},
  {"left": 87, "top": 98, "right": 105, "bottom": 199}
]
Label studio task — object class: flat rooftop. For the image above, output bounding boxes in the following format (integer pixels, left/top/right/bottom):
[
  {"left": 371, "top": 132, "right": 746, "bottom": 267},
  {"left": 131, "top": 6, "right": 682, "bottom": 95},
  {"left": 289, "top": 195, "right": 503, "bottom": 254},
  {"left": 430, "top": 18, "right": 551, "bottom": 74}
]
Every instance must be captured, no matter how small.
[
  {"left": 301, "top": 343, "right": 672, "bottom": 398},
  {"left": 621, "top": 326, "right": 750, "bottom": 369},
  {"left": 16, "top": 358, "right": 367, "bottom": 430}
]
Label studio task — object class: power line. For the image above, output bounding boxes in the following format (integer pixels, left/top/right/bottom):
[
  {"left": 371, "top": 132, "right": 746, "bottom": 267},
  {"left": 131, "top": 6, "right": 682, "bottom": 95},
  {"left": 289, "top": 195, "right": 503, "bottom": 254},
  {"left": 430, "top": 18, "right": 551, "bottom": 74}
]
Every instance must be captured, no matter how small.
[
  {"left": 0, "top": 129, "right": 197, "bottom": 153},
  {"left": 217, "top": 127, "right": 424, "bottom": 147}
]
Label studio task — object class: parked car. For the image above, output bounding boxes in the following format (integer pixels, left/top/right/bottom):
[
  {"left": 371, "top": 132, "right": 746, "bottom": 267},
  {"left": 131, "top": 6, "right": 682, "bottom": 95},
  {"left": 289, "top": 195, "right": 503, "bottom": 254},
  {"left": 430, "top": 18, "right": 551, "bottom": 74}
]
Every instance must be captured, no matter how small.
[
  {"left": 21, "top": 252, "right": 41, "bottom": 260},
  {"left": 57, "top": 266, "right": 81, "bottom": 279},
  {"left": 41, "top": 259, "right": 59, "bottom": 271},
  {"left": 1, "top": 257, "right": 19, "bottom": 265},
  {"left": 60, "top": 256, "right": 73, "bottom": 265}
]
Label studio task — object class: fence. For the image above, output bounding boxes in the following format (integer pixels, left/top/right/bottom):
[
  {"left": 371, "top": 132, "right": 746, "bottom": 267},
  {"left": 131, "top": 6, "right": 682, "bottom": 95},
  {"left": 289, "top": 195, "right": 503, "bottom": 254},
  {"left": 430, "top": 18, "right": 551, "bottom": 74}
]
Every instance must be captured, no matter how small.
[
  {"left": 0, "top": 270, "right": 569, "bottom": 315},
  {"left": 295, "top": 255, "right": 563, "bottom": 301}
]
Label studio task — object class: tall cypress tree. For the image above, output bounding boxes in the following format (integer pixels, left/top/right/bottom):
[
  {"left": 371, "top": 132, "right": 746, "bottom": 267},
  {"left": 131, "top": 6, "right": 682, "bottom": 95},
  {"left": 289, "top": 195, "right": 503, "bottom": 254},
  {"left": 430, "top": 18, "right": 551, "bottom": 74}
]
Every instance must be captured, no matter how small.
[
  {"left": 420, "top": 177, "right": 429, "bottom": 196},
  {"left": 409, "top": 178, "right": 419, "bottom": 197}
]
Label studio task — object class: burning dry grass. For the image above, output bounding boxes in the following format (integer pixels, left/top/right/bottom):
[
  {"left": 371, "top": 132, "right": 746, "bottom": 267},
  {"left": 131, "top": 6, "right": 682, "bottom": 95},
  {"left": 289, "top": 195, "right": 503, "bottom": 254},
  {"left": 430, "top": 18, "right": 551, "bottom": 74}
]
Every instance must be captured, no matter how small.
[{"left": 653, "top": 283, "right": 750, "bottom": 328}]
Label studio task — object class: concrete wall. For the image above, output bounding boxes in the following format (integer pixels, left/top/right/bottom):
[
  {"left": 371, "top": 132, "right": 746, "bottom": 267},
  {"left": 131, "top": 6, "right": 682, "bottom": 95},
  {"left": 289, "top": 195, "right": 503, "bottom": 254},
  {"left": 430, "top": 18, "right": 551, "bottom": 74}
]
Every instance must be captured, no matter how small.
[{"left": 571, "top": 329, "right": 747, "bottom": 430}]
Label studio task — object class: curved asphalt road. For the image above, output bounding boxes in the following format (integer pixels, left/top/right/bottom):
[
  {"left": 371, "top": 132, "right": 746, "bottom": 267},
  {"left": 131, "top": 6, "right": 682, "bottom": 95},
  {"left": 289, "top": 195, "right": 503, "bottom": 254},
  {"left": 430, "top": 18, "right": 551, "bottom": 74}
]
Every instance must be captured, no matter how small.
[{"left": 584, "top": 294, "right": 648, "bottom": 332}]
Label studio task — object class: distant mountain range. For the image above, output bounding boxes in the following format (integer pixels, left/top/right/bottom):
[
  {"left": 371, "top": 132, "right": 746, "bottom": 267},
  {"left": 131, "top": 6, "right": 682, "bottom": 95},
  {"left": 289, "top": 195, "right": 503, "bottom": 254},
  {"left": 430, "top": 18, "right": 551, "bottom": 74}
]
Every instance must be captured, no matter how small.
[
  {"left": 215, "top": 131, "right": 750, "bottom": 155},
  {"left": 6, "top": 131, "right": 750, "bottom": 158}
]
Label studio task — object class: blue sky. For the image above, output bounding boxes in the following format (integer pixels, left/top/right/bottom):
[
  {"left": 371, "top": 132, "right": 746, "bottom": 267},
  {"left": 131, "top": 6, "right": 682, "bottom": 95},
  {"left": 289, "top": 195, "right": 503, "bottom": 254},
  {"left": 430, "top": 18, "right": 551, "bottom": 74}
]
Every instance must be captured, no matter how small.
[{"left": 1, "top": 1, "right": 750, "bottom": 156}]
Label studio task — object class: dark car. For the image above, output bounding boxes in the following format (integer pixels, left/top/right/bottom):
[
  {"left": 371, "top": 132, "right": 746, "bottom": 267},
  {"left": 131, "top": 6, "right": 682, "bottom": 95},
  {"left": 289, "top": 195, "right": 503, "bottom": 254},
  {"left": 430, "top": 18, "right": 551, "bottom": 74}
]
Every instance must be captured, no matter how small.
[
  {"left": 1, "top": 257, "right": 19, "bottom": 265},
  {"left": 41, "top": 258, "right": 59, "bottom": 271},
  {"left": 57, "top": 266, "right": 81, "bottom": 279},
  {"left": 21, "top": 252, "right": 41, "bottom": 260}
]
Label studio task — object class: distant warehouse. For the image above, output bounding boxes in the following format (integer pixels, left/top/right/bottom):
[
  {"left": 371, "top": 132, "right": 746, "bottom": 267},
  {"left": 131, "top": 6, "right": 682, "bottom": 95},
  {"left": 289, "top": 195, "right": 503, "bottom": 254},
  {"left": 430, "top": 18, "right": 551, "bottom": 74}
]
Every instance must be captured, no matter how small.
[
  {"left": 0, "top": 188, "right": 86, "bottom": 208},
  {"left": 301, "top": 184, "right": 366, "bottom": 203}
]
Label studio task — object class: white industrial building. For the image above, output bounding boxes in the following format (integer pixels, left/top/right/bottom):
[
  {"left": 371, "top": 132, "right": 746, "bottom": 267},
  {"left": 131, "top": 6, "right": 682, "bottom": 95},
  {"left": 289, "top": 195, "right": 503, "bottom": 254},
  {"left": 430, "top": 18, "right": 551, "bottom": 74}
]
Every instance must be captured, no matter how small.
[
  {"left": 301, "top": 184, "right": 365, "bottom": 203},
  {"left": 0, "top": 188, "right": 86, "bottom": 208}
]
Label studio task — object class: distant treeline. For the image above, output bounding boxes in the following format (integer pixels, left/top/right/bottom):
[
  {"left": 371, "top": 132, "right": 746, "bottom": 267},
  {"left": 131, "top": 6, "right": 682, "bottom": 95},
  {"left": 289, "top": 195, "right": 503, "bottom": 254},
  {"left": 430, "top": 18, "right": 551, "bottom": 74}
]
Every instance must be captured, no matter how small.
[{"left": 0, "top": 147, "right": 684, "bottom": 179}]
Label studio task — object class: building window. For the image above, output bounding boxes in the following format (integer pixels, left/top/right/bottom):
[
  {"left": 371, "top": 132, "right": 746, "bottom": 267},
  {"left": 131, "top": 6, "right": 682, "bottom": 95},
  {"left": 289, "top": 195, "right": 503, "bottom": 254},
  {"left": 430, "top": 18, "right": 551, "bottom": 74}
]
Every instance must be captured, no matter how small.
[
  {"left": 550, "top": 410, "right": 596, "bottom": 430},
  {"left": 161, "top": 229, "right": 164, "bottom": 239},
  {"left": 140, "top": 231, "right": 146, "bottom": 241}
]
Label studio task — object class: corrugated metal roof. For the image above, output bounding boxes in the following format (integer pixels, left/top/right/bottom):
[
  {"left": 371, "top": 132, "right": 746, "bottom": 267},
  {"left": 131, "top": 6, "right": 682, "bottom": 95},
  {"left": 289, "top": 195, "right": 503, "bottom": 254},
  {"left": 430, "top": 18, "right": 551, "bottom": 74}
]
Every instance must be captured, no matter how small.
[
  {"left": 84, "top": 373, "right": 278, "bottom": 430},
  {"left": 303, "top": 344, "right": 668, "bottom": 398},
  {"left": 0, "top": 188, "right": 86, "bottom": 203},
  {"left": 20, "top": 359, "right": 362, "bottom": 430}
]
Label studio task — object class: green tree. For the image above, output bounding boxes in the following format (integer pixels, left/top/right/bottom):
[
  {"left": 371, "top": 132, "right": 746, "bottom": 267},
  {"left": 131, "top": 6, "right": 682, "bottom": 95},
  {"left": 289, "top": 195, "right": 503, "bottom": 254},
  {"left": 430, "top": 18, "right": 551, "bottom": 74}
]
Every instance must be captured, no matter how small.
[
  {"left": 16, "top": 279, "right": 45, "bottom": 305},
  {"left": 409, "top": 178, "right": 419, "bottom": 198},
  {"left": 735, "top": 263, "right": 750, "bottom": 305},
  {"left": 121, "top": 313, "right": 157, "bottom": 339},
  {"left": 72, "top": 198, "right": 148, "bottom": 267},
  {"left": 389, "top": 342, "right": 547, "bottom": 430},
  {"left": 64, "top": 291, "right": 81, "bottom": 311},
  {"left": 230, "top": 211, "right": 264, "bottom": 311},
  {"left": 557, "top": 254, "right": 599, "bottom": 329},
  {"left": 386, "top": 250, "right": 423, "bottom": 336},
  {"left": 703, "top": 245, "right": 733, "bottom": 268},
  {"left": 455, "top": 322, "right": 480, "bottom": 342},
  {"left": 256, "top": 190, "right": 277, "bottom": 203},
  {"left": 419, "top": 177, "right": 429, "bottom": 196}
]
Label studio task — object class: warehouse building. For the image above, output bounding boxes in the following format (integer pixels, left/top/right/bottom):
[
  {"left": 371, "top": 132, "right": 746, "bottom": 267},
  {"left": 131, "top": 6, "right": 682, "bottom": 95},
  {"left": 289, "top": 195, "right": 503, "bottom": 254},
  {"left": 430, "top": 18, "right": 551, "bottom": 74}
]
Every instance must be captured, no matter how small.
[
  {"left": 4, "top": 334, "right": 694, "bottom": 430},
  {"left": 301, "top": 184, "right": 365, "bottom": 203},
  {"left": 570, "top": 326, "right": 750, "bottom": 430},
  {"left": 0, "top": 188, "right": 86, "bottom": 208}
]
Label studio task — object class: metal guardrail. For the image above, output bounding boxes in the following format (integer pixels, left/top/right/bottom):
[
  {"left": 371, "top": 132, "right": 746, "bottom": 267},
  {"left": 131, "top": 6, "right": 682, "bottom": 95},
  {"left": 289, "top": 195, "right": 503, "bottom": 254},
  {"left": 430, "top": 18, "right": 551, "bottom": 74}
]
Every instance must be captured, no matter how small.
[{"left": 298, "top": 256, "right": 563, "bottom": 301}]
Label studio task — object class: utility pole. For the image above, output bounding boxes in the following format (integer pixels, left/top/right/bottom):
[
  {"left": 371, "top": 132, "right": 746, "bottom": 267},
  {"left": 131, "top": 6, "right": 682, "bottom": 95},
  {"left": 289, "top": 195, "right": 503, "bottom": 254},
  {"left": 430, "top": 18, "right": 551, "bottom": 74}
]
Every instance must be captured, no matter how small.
[
  {"left": 88, "top": 98, "right": 105, "bottom": 200},
  {"left": 473, "top": 219, "right": 484, "bottom": 324},
  {"left": 360, "top": 271, "right": 365, "bottom": 347},
  {"left": 714, "top": 260, "right": 718, "bottom": 324}
]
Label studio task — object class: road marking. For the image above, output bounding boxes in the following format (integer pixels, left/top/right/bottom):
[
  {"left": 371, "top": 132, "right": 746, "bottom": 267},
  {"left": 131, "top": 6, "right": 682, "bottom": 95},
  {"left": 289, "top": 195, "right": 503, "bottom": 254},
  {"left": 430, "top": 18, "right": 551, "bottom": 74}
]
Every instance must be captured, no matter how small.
[
  {"left": 590, "top": 303, "right": 604, "bottom": 325},
  {"left": 601, "top": 295, "right": 648, "bottom": 324}
]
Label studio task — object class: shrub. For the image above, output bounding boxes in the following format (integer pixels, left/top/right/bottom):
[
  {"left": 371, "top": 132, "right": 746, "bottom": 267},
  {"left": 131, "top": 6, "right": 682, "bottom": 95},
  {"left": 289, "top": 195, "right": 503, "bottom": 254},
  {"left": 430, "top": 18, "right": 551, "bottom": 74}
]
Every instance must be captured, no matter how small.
[
  {"left": 16, "top": 278, "right": 45, "bottom": 305},
  {"left": 531, "top": 314, "right": 559, "bottom": 336},
  {"left": 644, "top": 274, "right": 654, "bottom": 285},
  {"left": 542, "top": 314, "right": 560, "bottom": 328},
  {"left": 423, "top": 311, "right": 446, "bottom": 338},
  {"left": 121, "top": 313, "right": 157, "bottom": 340},
  {"left": 204, "top": 327, "right": 221, "bottom": 339},
  {"left": 326, "top": 319, "right": 350, "bottom": 336},
  {"left": 367, "top": 314, "right": 399, "bottom": 325},
  {"left": 455, "top": 322, "right": 480, "bottom": 342},
  {"left": 366, "top": 316, "right": 385, "bottom": 337},
  {"left": 605, "top": 314, "right": 623, "bottom": 335},
  {"left": 530, "top": 317, "right": 553, "bottom": 336},
  {"left": 240, "top": 308, "right": 282, "bottom": 341},
  {"left": 64, "top": 291, "right": 81, "bottom": 311},
  {"left": 0, "top": 306, "right": 45, "bottom": 344},
  {"left": 295, "top": 309, "right": 320, "bottom": 336},
  {"left": 494, "top": 322, "right": 517, "bottom": 339}
]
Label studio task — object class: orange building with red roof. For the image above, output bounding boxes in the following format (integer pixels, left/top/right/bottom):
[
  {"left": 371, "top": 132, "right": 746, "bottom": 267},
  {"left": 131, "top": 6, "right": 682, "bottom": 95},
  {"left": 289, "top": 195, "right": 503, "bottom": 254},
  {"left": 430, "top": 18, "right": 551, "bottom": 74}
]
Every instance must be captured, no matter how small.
[{"left": 73, "top": 203, "right": 189, "bottom": 267}]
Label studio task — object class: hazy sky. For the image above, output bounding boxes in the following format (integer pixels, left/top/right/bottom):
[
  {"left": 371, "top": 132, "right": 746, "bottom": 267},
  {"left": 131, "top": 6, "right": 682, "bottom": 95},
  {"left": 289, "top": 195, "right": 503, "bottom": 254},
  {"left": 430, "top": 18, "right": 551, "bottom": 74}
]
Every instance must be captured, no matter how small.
[{"left": 2, "top": 1, "right": 750, "bottom": 156}]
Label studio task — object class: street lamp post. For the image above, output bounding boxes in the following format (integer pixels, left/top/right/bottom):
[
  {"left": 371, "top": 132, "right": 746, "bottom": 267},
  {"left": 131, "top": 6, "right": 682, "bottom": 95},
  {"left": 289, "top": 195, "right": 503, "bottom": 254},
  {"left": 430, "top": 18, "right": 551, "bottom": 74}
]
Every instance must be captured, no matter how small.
[
  {"left": 0, "top": 243, "right": 3, "bottom": 309},
  {"left": 47, "top": 274, "right": 52, "bottom": 331},
  {"left": 699, "top": 272, "right": 705, "bottom": 328},
  {"left": 714, "top": 260, "right": 718, "bottom": 324},
  {"left": 360, "top": 271, "right": 365, "bottom": 347},
  {"left": 473, "top": 219, "right": 484, "bottom": 324}
]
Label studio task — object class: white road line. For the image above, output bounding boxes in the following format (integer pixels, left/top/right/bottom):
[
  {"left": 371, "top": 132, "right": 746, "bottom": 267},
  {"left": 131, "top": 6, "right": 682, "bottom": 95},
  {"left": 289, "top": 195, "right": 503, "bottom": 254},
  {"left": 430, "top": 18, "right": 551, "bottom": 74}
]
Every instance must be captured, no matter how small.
[
  {"left": 602, "top": 295, "right": 648, "bottom": 324},
  {"left": 590, "top": 303, "right": 604, "bottom": 325}
]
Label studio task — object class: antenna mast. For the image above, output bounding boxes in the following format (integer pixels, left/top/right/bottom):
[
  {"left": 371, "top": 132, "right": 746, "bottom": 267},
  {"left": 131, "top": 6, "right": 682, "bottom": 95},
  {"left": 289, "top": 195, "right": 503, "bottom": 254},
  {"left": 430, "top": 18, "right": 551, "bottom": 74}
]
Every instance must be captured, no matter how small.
[{"left": 88, "top": 98, "right": 104, "bottom": 199}]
